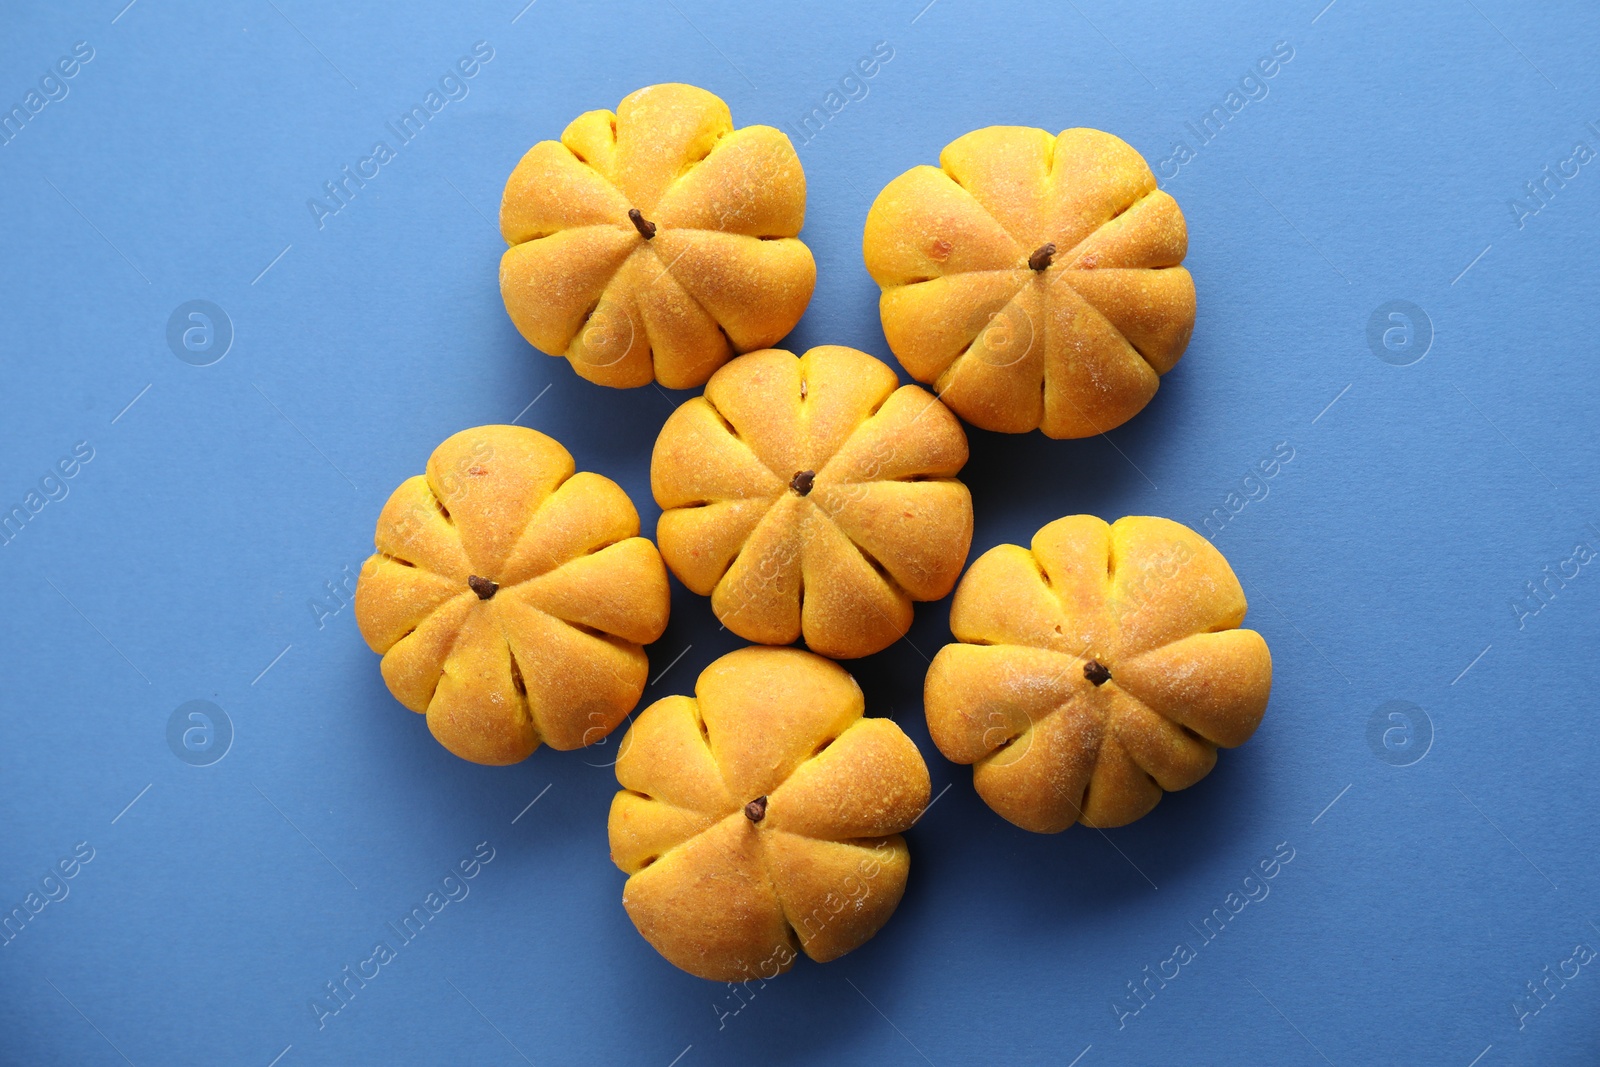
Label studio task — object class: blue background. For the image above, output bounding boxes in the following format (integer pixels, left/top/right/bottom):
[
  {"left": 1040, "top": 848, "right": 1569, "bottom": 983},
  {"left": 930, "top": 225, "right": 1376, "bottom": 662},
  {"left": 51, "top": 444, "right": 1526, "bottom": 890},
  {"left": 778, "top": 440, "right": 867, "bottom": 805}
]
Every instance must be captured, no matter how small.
[{"left": 2, "top": 0, "right": 1597, "bottom": 1064}]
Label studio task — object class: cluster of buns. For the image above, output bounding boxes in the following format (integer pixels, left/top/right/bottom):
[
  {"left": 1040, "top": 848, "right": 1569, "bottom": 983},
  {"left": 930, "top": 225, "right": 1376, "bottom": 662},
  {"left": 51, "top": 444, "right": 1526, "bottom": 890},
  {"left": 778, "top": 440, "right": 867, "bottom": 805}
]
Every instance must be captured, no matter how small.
[{"left": 353, "top": 84, "right": 1271, "bottom": 984}]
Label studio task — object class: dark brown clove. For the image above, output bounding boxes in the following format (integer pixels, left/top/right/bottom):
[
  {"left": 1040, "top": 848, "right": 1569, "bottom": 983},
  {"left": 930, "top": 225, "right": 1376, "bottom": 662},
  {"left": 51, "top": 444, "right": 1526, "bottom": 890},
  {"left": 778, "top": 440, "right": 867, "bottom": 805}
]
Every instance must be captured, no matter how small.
[{"left": 628, "top": 208, "right": 656, "bottom": 239}]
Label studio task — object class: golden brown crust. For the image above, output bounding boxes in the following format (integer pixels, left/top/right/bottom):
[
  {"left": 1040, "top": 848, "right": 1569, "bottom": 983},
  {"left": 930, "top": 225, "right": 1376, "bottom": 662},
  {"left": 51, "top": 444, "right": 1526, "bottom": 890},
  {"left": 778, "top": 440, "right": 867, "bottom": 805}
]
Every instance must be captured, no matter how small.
[
  {"left": 609, "top": 647, "right": 930, "bottom": 981},
  {"left": 499, "top": 83, "right": 816, "bottom": 389},
  {"left": 924, "top": 516, "right": 1270, "bottom": 833},
  {"left": 863, "top": 126, "right": 1194, "bottom": 438},
  {"left": 354, "top": 425, "right": 671, "bottom": 765},
  {"left": 651, "top": 345, "right": 973, "bottom": 659}
]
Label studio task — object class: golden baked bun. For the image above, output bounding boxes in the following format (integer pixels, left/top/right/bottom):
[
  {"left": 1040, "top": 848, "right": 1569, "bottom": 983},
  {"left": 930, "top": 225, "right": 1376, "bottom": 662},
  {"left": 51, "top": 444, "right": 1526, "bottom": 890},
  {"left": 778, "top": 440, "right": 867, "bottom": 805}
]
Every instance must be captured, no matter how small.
[
  {"left": 924, "top": 516, "right": 1270, "bottom": 832},
  {"left": 499, "top": 83, "right": 816, "bottom": 390},
  {"left": 651, "top": 345, "right": 973, "bottom": 659},
  {"left": 354, "top": 425, "right": 670, "bottom": 765},
  {"left": 609, "top": 646, "right": 930, "bottom": 981},
  {"left": 863, "top": 127, "right": 1194, "bottom": 438}
]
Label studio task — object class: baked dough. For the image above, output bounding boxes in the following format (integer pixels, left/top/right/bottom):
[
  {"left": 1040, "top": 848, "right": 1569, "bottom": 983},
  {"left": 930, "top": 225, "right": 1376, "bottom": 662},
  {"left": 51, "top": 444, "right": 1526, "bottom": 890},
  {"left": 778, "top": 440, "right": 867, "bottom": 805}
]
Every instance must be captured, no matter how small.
[
  {"left": 864, "top": 126, "right": 1194, "bottom": 438},
  {"left": 355, "top": 425, "right": 670, "bottom": 764},
  {"left": 500, "top": 83, "right": 815, "bottom": 389},
  {"left": 609, "top": 646, "right": 930, "bottom": 981},
  {"left": 924, "top": 516, "right": 1269, "bottom": 832},
  {"left": 651, "top": 345, "right": 972, "bottom": 659}
]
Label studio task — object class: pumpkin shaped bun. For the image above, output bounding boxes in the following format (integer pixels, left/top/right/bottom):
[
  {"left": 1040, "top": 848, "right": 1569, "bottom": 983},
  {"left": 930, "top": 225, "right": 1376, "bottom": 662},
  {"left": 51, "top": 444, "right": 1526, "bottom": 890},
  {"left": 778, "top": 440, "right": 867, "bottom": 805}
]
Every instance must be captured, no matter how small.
[
  {"left": 354, "top": 425, "right": 670, "bottom": 765},
  {"left": 499, "top": 83, "right": 816, "bottom": 390},
  {"left": 609, "top": 646, "right": 931, "bottom": 981},
  {"left": 863, "top": 126, "right": 1194, "bottom": 438},
  {"left": 925, "top": 516, "right": 1270, "bottom": 833},
  {"left": 651, "top": 345, "right": 973, "bottom": 659}
]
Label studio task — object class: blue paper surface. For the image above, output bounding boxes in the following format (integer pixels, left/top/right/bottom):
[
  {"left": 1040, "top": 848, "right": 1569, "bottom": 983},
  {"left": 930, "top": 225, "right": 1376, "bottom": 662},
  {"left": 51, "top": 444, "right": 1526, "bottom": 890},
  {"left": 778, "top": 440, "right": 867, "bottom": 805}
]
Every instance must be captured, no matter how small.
[{"left": 2, "top": 1, "right": 1598, "bottom": 1064}]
